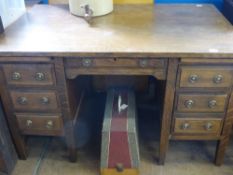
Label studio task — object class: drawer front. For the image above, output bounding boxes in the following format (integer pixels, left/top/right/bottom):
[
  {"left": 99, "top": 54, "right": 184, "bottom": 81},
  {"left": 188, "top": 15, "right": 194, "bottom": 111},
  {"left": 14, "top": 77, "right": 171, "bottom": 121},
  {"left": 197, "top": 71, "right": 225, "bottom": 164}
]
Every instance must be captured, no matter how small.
[
  {"left": 176, "top": 93, "right": 227, "bottom": 112},
  {"left": 16, "top": 114, "right": 63, "bottom": 136},
  {"left": 2, "top": 64, "right": 55, "bottom": 86},
  {"left": 179, "top": 66, "right": 233, "bottom": 88},
  {"left": 174, "top": 118, "right": 222, "bottom": 135},
  {"left": 65, "top": 58, "right": 166, "bottom": 68},
  {"left": 10, "top": 91, "right": 59, "bottom": 111}
]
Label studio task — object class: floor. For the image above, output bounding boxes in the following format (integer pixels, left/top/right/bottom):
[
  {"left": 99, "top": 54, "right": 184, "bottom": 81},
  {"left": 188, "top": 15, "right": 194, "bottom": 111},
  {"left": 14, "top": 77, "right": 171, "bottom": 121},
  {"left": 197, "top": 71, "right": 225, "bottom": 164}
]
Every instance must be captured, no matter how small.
[{"left": 12, "top": 92, "right": 233, "bottom": 175}]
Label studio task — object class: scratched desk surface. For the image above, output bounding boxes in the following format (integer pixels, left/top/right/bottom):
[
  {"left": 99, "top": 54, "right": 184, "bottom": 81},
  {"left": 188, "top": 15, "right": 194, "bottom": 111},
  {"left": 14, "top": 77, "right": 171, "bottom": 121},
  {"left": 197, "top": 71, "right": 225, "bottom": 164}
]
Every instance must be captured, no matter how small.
[{"left": 0, "top": 4, "right": 233, "bottom": 58}]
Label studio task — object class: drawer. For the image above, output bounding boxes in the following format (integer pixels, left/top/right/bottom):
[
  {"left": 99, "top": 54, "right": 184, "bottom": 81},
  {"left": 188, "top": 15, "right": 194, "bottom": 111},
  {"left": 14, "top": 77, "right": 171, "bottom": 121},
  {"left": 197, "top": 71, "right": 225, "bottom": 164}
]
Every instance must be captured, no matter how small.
[
  {"left": 10, "top": 91, "right": 59, "bottom": 111},
  {"left": 65, "top": 58, "right": 167, "bottom": 68},
  {"left": 16, "top": 114, "right": 63, "bottom": 136},
  {"left": 65, "top": 58, "right": 167, "bottom": 80},
  {"left": 179, "top": 66, "right": 233, "bottom": 88},
  {"left": 176, "top": 93, "right": 227, "bottom": 112},
  {"left": 173, "top": 118, "right": 222, "bottom": 135},
  {"left": 2, "top": 64, "right": 55, "bottom": 86}
]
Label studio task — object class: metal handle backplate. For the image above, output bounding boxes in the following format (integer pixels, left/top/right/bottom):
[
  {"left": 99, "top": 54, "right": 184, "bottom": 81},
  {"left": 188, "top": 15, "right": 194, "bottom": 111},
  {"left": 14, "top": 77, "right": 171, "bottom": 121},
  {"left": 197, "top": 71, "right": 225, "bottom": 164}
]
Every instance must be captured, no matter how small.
[
  {"left": 17, "top": 97, "right": 28, "bottom": 105},
  {"left": 35, "top": 72, "right": 45, "bottom": 81},
  {"left": 12, "top": 72, "right": 21, "bottom": 80},
  {"left": 213, "top": 75, "right": 223, "bottom": 84},
  {"left": 181, "top": 123, "right": 191, "bottom": 130},
  {"left": 185, "top": 100, "right": 194, "bottom": 109},
  {"left": 189, "top": 74, "right": 199, "bottom": 83}
]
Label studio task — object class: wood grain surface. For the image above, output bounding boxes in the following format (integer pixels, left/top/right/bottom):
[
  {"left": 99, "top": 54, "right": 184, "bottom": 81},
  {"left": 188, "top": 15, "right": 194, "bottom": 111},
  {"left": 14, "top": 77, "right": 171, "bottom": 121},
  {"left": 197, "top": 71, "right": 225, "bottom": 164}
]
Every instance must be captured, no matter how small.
[{"left": 0, "top": 5, "right": 232, "bottom": 58}]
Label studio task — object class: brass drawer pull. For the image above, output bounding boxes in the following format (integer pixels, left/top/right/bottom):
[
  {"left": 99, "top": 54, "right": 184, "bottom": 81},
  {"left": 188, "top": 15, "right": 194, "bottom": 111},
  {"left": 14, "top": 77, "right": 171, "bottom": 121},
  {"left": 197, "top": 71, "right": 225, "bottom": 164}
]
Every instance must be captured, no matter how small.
[
  {"left": 181, "top": 123, "right": 191, "bottom": 130},
  {"left": 35, "top": 72, "right": 45, "bottom": 81},
  {"left": 12, "top": 72, "right": 21, "bottom": 80},
  {"left": 184, "top": 100, "right": 194, "bottom": 109},
  {"left": 115, "top": 163, "right": 124, "bottom": 172},
  {"left": 82, "top": 58, "right": 92, "bottom": 67},
  {"left": 213, "top": 75, "right": 223, "bottom": 84},
  {"left": 189, "top": 74, "right": 199, "bottom": 83},
  {"left": 139, "top": 59, "right": 148, "bottom": 68},
  {"left": 204, "top": 122, "right": 213, "bottom": 131},
  {"left": 26, "top": 120, "right": 33, "bottom": 127},
  {"left": 17, "top": 97, "right": 28, "bottom": 105},
  {"left": 40, "top": 97, "right": 50, "bottom": 105},
  {"left": 46, "top": 120, "right": 54, "bottom": 129},
  {"left": 208, "top": 100, "right": 217, "bottom": 108}
]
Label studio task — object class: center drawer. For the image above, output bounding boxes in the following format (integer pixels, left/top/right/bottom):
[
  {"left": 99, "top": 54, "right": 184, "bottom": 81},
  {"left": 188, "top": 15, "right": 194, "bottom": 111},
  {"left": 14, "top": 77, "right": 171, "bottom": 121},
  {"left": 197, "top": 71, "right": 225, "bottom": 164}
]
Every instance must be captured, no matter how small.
[
  {"left": 65, "top": 58, "right": 166, "bottom": 68},
  {"left": 176, "top": 93, "right": 227, "bottom": 113},
  {"left": 10, "top": 90, "right": 59, "bottom": 111},
  {"left": 65, "top": 58, "right": 168, "bottom": 80}
]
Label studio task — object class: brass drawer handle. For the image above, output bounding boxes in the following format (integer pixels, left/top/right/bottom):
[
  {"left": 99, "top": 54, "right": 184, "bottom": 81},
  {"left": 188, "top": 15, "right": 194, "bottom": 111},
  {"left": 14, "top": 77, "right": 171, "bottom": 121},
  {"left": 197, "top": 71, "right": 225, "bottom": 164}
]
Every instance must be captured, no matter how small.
[
  {"left": 17, "top": 97, "right": 28, "bottom": 105},
  {"left": 139, "top": 59, "right": 148, "bottom": 68},
  {"left": 213, "top": 75, "right": 223, "bottom": 84},
  {"left": 12, "top": 72, "right": 21, "bottom": 80},
  {"left": 82, "top": 58, "right": 92, "bottom": 67},
  {"left": 204, "top": 122, "right": 213, "bottom": 131},
  {"left": 189, "top": 74, "right": 199, "bottom": 83},
  {"left": 35, "top": 72, "right": 45, "bottom": 81},
  {"left": 40, "top": 97, "right": 50, "bottom": 105},
  {"left": 46, "top": 120, "right": 54, "bottom": 129},
  {"left": 115, "top": 163, "right": 124, "bottom": 172},
  {"left": 208, "top": 100, "right": 217, "bottom": 108},
  {"left": 181, "top": 123, "right": 191, "bottom": 130},
  {"left": 184, "top": 100, "right": 194, "bottom": 109},
  {"left": 26, "top": 120, "right": 33, "bottom": 127}
]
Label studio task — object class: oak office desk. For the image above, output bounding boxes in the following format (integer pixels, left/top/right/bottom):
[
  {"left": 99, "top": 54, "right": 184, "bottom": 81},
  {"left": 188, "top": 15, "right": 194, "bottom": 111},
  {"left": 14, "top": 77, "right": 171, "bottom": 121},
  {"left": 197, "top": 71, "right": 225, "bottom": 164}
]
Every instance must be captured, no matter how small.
[{"left": 0, "top": 4, "right": 233, "bottom": 166}]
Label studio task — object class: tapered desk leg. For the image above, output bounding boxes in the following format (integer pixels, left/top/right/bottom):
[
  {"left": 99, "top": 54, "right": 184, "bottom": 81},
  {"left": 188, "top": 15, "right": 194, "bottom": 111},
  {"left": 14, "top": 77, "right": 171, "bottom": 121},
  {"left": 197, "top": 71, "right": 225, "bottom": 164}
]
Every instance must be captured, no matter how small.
[
  {"left": 158, "top": 59, "right": 178, "bottom": 165},
  {"left": 64, "top": 121, "right": 77, "bottom": 162},
  {"left": 0, "top": 70, "right": 28, "bottom": 159},
  {"left": 215, "top": 91, "right": 233, "bottom": 166},
  {"left": 54, "top": 58, "right": 78, "bottom": 162}
]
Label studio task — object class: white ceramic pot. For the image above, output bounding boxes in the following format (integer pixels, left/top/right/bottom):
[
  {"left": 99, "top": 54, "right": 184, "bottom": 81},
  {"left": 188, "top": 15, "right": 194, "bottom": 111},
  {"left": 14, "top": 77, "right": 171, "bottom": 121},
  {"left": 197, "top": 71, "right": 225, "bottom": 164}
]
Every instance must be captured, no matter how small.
[{"left": 69, "top": 0, "right": 113, "bottom": 17}]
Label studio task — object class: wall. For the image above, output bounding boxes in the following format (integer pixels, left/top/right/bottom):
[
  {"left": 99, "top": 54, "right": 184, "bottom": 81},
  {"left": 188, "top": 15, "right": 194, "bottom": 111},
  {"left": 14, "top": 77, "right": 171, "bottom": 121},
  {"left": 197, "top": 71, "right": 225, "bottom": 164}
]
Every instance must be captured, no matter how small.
[
  {"left": 156, "top": 0, "right": 223, "bottom": 10},
  {"left": 41, "top": 0, "right": 223, "bottom": 10}
]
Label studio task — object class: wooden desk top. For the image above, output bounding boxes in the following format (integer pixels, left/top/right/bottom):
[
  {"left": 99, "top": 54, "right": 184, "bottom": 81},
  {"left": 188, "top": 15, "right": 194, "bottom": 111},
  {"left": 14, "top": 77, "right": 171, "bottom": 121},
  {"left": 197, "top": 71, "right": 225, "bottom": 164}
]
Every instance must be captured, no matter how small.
[{"left": 0, "top": 4, "right": 233, "bottom": 58}]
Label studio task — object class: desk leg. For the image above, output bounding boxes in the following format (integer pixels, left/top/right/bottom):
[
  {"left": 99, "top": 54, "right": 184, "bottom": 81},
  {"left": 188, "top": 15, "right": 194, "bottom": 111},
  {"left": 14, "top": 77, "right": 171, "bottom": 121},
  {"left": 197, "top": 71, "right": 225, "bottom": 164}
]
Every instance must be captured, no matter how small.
[
  {"left": 54, "top": 58, "right": 77, "bottom": 162},
  {"left": 64, "top": 121, "right": 77, "bottom": 162},
  {"left": 158, "top": 59, "right": 178, "bottom": 165},
  {"left": 0, "top": 70, "right": 28, "bottom": 159},
  {"left": 215, "top": 91, "right": 233, "bottom": 166}
]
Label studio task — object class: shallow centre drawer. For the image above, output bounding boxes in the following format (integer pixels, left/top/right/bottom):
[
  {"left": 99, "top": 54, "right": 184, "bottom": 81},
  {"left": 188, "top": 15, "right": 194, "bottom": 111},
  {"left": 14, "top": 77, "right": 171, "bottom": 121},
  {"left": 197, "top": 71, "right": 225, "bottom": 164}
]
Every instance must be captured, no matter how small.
[
  {"left": 173, "top": 118, "right": 223, "bottom": 135},
  {"left": 176, "top": 93, "right": 227, "bottom": 112},
  {"left": 2, "top": 64, "right": 56, "bottom": 86},
  {"left": 10, "top": 91, "right": 59, "bottom": 111},
  {"left": 65, "top": 58, "right": 167, "bottom": 80},
  {"left": 16, "top": 114, "right": 63, "bottom": 136},
  {"left": 65, "top": 58, "right": 167, "bottom": 68},
  {"left": 179, "top": 66, "right": 233, "bottom": 88}
]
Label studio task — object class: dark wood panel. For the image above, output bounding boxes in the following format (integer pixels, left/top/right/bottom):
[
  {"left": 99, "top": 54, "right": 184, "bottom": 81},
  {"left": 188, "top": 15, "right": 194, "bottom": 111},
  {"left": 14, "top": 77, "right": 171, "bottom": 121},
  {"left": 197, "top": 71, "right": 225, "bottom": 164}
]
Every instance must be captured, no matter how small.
[
  {"left": 0, "top": 101, "right": 17, "bottom": 174},
  {"left": 92, "top": 75, "right": 149, "bottom": 92}
]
